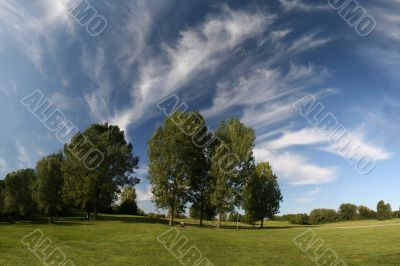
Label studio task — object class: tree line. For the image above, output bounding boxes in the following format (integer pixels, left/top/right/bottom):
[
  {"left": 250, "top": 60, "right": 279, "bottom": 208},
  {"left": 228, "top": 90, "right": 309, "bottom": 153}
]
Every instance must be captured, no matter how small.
[
  {"left": 0, "top": 123, "right": 139, "bottom": 222},
  {"left": 276, "top": 201, "right": 396, "bottom": 225},
  {"left": 147, "top": 111, "right": 282, "bottom": 228},
  {"left": 0, "top": 112, "right": 284, "bottom": 228}
]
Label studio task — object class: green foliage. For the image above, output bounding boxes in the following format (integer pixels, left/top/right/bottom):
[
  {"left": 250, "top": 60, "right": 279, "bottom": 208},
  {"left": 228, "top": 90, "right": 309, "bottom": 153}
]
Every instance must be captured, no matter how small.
[
  {"left": 148, "top": 112, "right": 204, "bottom": 225},
  {"left": 357, "top": 205, "right": 376, "bottom": 220},
  {"left": 288, "top": 214, "right": 310, "bottom": 225},
  {"left": 0, "top": 180, "right": 5, "bottom": 218},
  {"left": 189, "top": 202, "right": 216, "bottom": 221},
  {"left": 4, "top": 169, "right": 36, "bottom": 218},
  {"left": 243, "top": 162, "right": 282, "bottom": 228},
  {"left": 309, "top": 209, "right": 338, "bottom": 224},
  {"left": 211, "top": 118, "right": 255, "bottom": 227},
  {"left": 339, "top": 203, "right": 358, "bottom": 220},
  {"left": 118, "top": 187, "right": 138, "bottom": 215},
  {"left": 35, "top": 153, "right": 64, "bottom": 223},
  {"left": 185, "top": 113, "right": 215, "bottom": 226},
  {"left": 377, "top": 200, "right": 392, "bottom": 220},
  {"left": 63, "top": 123, "right": 139, "bottom": 218}
]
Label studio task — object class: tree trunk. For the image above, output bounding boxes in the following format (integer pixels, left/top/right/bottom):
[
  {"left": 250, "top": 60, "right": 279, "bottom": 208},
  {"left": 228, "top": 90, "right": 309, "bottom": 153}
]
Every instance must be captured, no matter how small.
[
  {"left": 169, "top": 206, "right": 174, "bottom": 226},
  {"left": 260, "top": 218, "right": 264, "bottom": 228},
  {"left": 93, "top": 207, "right": 98, "bottom": 220},
  {"left": 86, "top": 209, "right": 91, "bottom": 220},
  {"left": 217, "top": 211, "right": 222, "bottom": 229},
  {"left": 199, "top": 208, "right": 204, "bottom": 227}
]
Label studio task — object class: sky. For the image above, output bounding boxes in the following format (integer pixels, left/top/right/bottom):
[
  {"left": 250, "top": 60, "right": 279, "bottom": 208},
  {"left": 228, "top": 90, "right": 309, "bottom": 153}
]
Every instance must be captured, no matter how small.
[{"left": 0, "top": 0, "right": 399, "bottom": 215}]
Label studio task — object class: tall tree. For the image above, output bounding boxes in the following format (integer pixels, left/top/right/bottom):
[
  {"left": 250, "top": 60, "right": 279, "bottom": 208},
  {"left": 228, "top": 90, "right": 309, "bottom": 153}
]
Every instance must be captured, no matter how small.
[
  {"left": 148, "top": 112, "right": 205, "bottom": 226},
  {"left": 188, "top": 125, "right": 215, "bottom": 226},
  {"left": 35, "top": 153, "right": 64, "bottom": 223},
  {"left": 243, "top": 162, "right": 283, "bottom": 228},
  {"left": 63, "top": 123, "right": 139, "bottom": 219},
  {"left": 210, "top": 118, "right": 255, "bottom": 228},
  {"left": 4, "top": 169, "right": 36, "bottom": 219}
]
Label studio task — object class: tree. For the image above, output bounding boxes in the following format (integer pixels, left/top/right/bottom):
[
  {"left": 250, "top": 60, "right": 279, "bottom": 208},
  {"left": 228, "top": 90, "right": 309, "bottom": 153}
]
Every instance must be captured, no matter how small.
[
  {"left": 0, "top": 180, "right": 5, "bottom": 219},
  {"left": 63, "top": 123, "right": 139, "bottom": 219},
  {"left": 189, "top": 202, "right": 216, "bottom": 222},
  {"left": 118, "top": 187, "right": 138, "bottom": 215},
  {"left": 211, "top": 118, "right": 255, "bottom": 228},
  {"left": 289, "top": 214, "right": 310, "bottom": 225},
  {"left": 4, "top": 169, "right": 36, "bottom": 219},
  {"left": 339, "top": 203, "right": 358, "bottom": 221},
  {"left": 377, "top": 200, "right": 392, "bottom": 220},
  {"left": 187, "top": 120, "right": 216, "bottom": 226},
  {"left": 148, "top": 112, "right": 205, "bottom": 226},
  {"left": 357, "top": 205, "right": 376, "bottom": 219},
  {"left": 243, "top": 162, "right": 283, "bottom": 228},
  {"left": 35, "top": 153, "right": 65, "bottom": 223},
  {"left": 309, "top": 209, "right": 338, "bottom": 224}
]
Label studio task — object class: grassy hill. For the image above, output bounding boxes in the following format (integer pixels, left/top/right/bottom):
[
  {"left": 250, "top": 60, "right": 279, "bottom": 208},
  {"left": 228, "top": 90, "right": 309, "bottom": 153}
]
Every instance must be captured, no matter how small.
[{"left": 1, "top": 215, "right": 400, "bottom": 265}]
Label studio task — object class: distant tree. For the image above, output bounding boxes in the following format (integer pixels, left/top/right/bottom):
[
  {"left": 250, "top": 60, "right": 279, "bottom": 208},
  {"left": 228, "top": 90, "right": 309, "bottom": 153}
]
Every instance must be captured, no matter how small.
[
  {"left": 309, "top": 209, "right": 338, "bottom": 224},
  {"left": 357, "top": 205, "right": 376, "bottom": 220},
  {"left": 35, "top": 153, "right": 64, "bottom": 223},
  {"left": 63, "top": 123, "right": 139, "bottom": 219},
  {"left": 289, "top": 214, "right": 310, "bottom": 225},
  {"left": 377, "top": 200, "right": 392, "bottom": 220},
  {"left": 4, "top": 169, "right": 36, "bottom": 219},
  {"left": 0, "top": 180, "right": 5, "bottom": 218},
  {"left": 118, "top": 187, "right": 138, "bottom": 215},
  {"left": 339, "top": 203, "right": 358, "bottom": 220},
  {"left": 148, "top": 112, "right": 204, "bottom": 226},
  {"left": 243, "top": 162, "right": 283, "bottom": 228},
  {"left": 211, "top": 118, "right": 255, "bottom": 228}
]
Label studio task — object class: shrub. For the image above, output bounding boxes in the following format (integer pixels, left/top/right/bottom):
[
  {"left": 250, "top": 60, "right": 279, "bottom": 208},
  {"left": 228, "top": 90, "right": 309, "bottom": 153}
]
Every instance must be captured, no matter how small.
[
  {"left": 288, "top": 214, "right": 310, "bottom": 225},
  {"left": 339, "top": 203, "right": 358, "bottom": 220},
  {"left": 377, "top": 200, "right": 392, "bottom": 220},
  {"left": 309, "top": 209, "right": 338, "bottom": 224},
  {"left": 357, "top": 205, "right": 376, "bottom": 220}
]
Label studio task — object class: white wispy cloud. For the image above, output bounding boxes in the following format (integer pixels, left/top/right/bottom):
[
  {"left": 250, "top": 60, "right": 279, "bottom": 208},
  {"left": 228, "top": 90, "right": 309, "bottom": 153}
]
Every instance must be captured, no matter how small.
[
  {"left": 253, "top": 148, "right": 337, "bottom": 185},
  {"left": 16, "top": 141, "right": 31, "bottom": 168},
  {"left": 0, "top": 0, "right": 75, "bottom": 71},
  {"left": 262, "top": 126, "right": 391, "bottom": 162},
  {"left": 0, "top": 159, "right": 9, "bottom": 174},
  {"left": 111, "top": 6, "right": 271, "bottom": 132},
  {"left": 279, "top": 0, "right": 330, "bottom": 12},
  {"left": 296, "top": 187, "right": 322, "bottom": 203},
  {"left": 369, "top": 0, "right": 400, "bottom": 41},
  {"left": 265, "top": 128, "right": 326, "bottom": 149},
  {"left": 136, "top": 185, "right": 153, "bottom": 202},
  {"left": 203, "top": 62, "right": 332, "bottom": 129}
]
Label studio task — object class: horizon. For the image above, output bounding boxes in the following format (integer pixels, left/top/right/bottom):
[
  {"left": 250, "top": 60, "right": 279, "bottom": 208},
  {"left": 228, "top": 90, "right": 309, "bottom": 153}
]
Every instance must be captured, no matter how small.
[{"left": 1, "top": 0, "right": 399, "bottom": 216}]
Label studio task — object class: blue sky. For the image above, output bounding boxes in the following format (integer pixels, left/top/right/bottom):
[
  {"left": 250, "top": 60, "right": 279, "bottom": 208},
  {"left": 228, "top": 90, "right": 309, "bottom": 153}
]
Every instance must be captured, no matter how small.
[{"left": 0, "top": 0, "right": 399, "bottom": 214}]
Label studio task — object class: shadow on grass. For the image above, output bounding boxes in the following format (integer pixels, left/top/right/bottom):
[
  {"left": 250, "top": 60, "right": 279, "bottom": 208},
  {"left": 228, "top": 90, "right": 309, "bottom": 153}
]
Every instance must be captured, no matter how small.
[{"left": 0, "top": 214, "right": 317, "bottom": 230}]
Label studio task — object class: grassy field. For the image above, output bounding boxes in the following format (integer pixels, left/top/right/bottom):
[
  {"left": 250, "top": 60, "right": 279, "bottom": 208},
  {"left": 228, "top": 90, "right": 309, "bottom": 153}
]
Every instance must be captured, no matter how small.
[{"left": 1, "top": 215, "right": 400, "bottom": 265}]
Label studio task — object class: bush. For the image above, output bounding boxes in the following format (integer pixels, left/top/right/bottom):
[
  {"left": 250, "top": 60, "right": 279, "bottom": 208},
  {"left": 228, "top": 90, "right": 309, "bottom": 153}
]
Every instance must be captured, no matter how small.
[
  {"left": 289, "top": 214, "right": 310, "bottom": 225},
  {"left": 377, "top": 200, "right": 392, "bottom": 220},
  {"left": 357, "top": 205, "right": 376, "bottom": 220},
  {"left": 147, "top": 213, "right": 166, "bottom": 219},
  {"left": 339, "top": 203, "right": 358, "bottom": 220},
  {"left": 309, "top": 209, "right": 338, "bottom": 224},
  {"left": 118, "top": 200, "right": 138, "bottom": 215}
]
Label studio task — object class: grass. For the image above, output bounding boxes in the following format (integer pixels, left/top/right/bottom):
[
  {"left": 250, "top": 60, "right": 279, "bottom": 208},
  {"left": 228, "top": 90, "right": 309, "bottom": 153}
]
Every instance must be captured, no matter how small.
[{"left": 1, "top": 215, "right": 400, "bottom": 265}]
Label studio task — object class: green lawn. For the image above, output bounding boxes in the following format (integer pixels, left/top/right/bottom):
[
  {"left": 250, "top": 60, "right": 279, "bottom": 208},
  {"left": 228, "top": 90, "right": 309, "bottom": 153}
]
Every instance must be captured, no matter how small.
[{"left": 1, "top": 215, "right": 400, "bottom": 265}]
